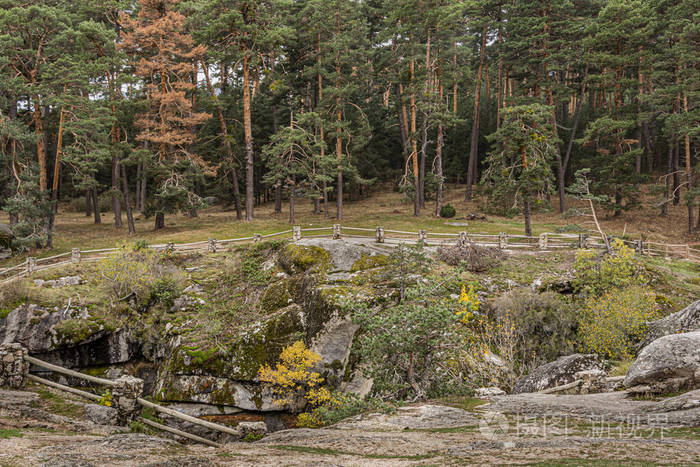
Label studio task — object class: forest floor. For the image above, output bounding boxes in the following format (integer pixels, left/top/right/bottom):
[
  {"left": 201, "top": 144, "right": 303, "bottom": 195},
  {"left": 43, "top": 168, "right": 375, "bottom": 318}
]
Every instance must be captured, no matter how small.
[{"left": 1, "top": 183, "right": 699, "bottom": 267}]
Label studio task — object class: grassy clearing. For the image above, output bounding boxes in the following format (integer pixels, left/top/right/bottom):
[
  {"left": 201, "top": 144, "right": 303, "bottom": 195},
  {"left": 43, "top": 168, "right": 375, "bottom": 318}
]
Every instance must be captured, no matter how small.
[{"left": 2, "top": 185, "right": 696, "bottom": 268}]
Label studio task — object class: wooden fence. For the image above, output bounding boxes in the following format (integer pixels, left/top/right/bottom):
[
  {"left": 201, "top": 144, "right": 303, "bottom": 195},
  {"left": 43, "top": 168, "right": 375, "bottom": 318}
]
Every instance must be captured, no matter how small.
[
  {"left": 1, "top": 225, "right": 697, "bottom": 286},
  {"left": 24, "top": 354, "right": 228, "bottom": 447}
]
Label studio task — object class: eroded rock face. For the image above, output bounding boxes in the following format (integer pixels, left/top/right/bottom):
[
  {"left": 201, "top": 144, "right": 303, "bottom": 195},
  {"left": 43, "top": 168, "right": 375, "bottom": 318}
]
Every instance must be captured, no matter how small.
[
  {"left": 640, "top": 300, "right": 700, "bottom": 348},
  {"left": 0, "top": 223, "right": 14, "bottom": 249},
  {"left": 624, "top": 331, "right": 700, "bottom": 393},
  {"left": 0, "top": 304, "right": 137, "bottom": 367},
  {"left": 511, "top": 354, "right": 605, "bottom": 394}
]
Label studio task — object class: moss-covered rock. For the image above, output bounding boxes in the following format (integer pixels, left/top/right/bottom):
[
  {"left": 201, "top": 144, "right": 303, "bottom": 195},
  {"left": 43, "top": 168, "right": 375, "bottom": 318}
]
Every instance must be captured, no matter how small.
[
  {"left": 260, "top": 280, "right": 292, "bottom": 313},
  {"left": 278, "top": 244, "right": 331, "bottom": 274},
  {"left": 351, "top": 254, "right": 388, "bottom": 272}
]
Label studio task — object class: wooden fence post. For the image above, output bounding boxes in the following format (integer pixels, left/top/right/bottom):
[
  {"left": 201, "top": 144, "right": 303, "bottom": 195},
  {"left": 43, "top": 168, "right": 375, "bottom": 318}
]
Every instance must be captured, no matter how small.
[
  {"left": 71, "top": 248, "right": 81, "bottom": 264},
  {"left": 375, "top": 227, "right": 385, "bottom": 243},
  {"left": 686, "top": 245, "right": 691, "bottom": 259},
  {"left": 459, "top": 232, "right": 469, "bottom": 247},
  {"left": 418, "top": 230, "right": 427, "bottom": 246},
  {"left": 26, "top": 257, "right": 36, "bottom": 277},
  {"left": 208, "top": 239, "right": 217, "bottom": 253},
  {"left": 293, "top": 226, "right": 301, "bottom": 241},
  {"left": 253, "top": 233, "right": 262, "bottom": 243},
  {"left": 538, "top": 233, "right": 548, "bottom": 250},
  {"left": 333, "top": 224, "right": 341, "bottom": 239},
  {"left": 498, "top": 233, "right": 507, "bottom": 250},
  {"left": 578, "top": 234, "right": 588, "bottom": 249}
]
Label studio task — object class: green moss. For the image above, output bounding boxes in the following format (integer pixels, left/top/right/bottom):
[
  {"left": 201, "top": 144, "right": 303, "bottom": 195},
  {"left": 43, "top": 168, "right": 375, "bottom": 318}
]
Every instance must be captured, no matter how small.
[
  {"left": 52, "top": 318, "right": 105, "bottom": 346},
  {"left": 350, "top": 254, "right": 388, "bottom": 272},
  {"left": 260, "top": 280, "right": 292, "bottom": 313},
  {"left": 279, "top": 244, "right": 331, "bottom": 274}
]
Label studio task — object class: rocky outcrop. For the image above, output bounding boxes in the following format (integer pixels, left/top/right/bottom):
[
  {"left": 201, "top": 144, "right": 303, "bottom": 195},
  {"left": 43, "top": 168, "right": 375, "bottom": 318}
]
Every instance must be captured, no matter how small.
[
  {"left": 511, "top": 354, "right": 605, "bottom": 394},
  {"left": 640, "top": 300, "right": 700, "bottom": 348},
  {"left": 0, "top": 304, "right": 138, "bottom": 367},
  {"left": 624, "top": 331, "right": 700, "bottom": 393}
]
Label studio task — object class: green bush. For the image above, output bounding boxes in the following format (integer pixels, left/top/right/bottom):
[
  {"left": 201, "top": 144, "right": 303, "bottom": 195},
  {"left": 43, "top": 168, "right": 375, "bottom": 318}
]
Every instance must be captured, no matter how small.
[
  {"left": 487, "top": 290, "right": 578, "bottom": 364},
  {"left": 571, "top": 239, "right": 647, "bottom": 296},
  {"left": 149, "top": 277, "right": 181, "bottom": 307},
  {"left": 578, "top": 286, "right": 660, "bottom": 359},
  {"left": 440, "top": 203, "right": 456, "bottom": 218}
]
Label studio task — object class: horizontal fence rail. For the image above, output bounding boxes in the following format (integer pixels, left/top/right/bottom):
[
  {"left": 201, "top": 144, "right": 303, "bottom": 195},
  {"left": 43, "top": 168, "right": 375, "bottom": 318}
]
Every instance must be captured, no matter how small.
[
  {"left": 1, "top": 225, "right": 697, "bottom": 285},
  {"left": 21, "top": 354, "right": 232, "bottom": 447}
]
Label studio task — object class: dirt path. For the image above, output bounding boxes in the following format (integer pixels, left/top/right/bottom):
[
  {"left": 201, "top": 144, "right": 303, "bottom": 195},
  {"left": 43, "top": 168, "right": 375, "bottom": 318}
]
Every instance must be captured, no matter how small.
[{"left": 2, "top": 389, "right": 699, "bottom": 466}]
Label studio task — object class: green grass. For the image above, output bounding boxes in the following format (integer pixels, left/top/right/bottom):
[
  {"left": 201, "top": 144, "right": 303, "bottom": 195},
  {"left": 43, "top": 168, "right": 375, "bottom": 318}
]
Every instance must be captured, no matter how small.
[
  {"left": 409, "top": 425, "right": 478, "bottom": 433},
  {"left": 270, "top": 444, "right": 438, "bottom": 460},
  {"left": 0, "top": 429, "right": 24, "bottom": 439},
  {"left": 437, "top": 396, "right": 489, "bottom": 412},
  {"left": 35, "top": 389, "right": 83, "bottom": 417}
]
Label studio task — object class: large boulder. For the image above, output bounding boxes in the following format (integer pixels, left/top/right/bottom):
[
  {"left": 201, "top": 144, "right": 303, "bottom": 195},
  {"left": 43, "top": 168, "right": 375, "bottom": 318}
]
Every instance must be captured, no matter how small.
[
  {"left": 511, "top": 354, "right": 605, "bottom": 394},
  {"left": 640, "top": 300, "right": 700, "bottom": 348},
  {"left": 624, "top": 331, "right": 700, "bottom": 393}
]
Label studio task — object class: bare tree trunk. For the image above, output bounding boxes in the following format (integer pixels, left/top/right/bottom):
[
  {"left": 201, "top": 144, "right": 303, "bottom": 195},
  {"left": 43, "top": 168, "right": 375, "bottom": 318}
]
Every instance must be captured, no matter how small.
[
  {"left": 33, "top": 97, "right": 47, "bottom": 192},
  {"left": 558, "top": 65, "right": 588, "bottom": 213},
  {"left": 92, "top": 187, "right": 101, "bottom": 225},
  {"left": 335, "top": 9, "right": 344, "bottom": 220},
  {"left": 243, "top": 52, "right": 255, "bottom": 221},
  {"left": 684, "top": 94, "right": 694, "bottom": 233},
  {"left": 120, "top": 164, "right": 135, "bottom": 235},
  {"left": 139, "top": 165, "right": 147, "bottom": 214},
  {"left": 85, "top": 190, "right": 92, "bottom": 217},
  {"left": 201, "top": 58, "right": 242, "bottom": 220},
  {"left": 410, "top": 60, "right": 420, "bottom": 216},
  {"left": 673, "top": 140, "right": 680, "bottom": 206},
  {"left": 154, "top": 212, "right": 164, "bottom": 231},
  {"left": 466, "top": 26, "right": 487, "bottom": 201},
  {"left": 135, "top": 162, "right": 142, "bottom": 212}
]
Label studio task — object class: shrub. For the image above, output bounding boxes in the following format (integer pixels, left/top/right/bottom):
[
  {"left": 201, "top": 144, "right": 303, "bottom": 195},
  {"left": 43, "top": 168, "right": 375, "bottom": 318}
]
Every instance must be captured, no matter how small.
[
  {"left": 96, "top": 245, "right": 182, "bottom": 304},
  {"left": 487, "top": 290, "right": 578, "bottom": 364},
  {"left": 345, "top": 278, "right": 463, "bottom": 400},
  {"left": 387, "top": 243, "right": 431, "bottom": 300},
  {"left": 258, "top": 341, "right": 331, "bottom": 408},
  {"left": 578, "top": 286, "right": 660, "bottom": 359},
  {"left": 571, "top": 239, "right": 647, "bottom": 296},
  {"left": 437, "top": 242, "right": 501, "bottom": 272},
  {"left": 440, "top": 203, "right": 456, "bottom": 218},
  {"left": 149, "top": 277, "right": 181, "bottom": 307}
]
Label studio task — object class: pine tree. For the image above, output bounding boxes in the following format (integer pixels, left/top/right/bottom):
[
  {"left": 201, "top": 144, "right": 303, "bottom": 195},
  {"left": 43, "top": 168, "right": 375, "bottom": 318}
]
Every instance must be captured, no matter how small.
[
  {"left": 481, "top": 104, "right": 558, "bottom": 236},
  {"left": 120, "top": 0, "right": 211, "bottom": 230}
]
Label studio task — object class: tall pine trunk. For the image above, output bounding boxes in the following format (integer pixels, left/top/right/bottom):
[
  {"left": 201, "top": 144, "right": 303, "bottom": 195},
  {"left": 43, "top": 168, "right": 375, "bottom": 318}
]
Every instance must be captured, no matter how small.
[
  {"left": 466, "top": 26, "right": 487, "bottom": 201},
  {"left": 121, "top": 164, "right": 136, "bottom": 234},
  {"left": 201, "top": 59, "right": 242, "bottom": 219},
  {"left": 243, "top": 52, "right": 255, "bottom": 221},
  {"left": 410, "top": 60, "right": 419, "bottom": 216}
]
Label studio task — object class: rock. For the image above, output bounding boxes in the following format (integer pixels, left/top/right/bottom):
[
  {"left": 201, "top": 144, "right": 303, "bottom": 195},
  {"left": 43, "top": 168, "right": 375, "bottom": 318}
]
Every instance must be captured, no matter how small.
[
  {"left": 310, "top": 314, "right": 359, "bottom": 381},
  {"left": 83, "top": 404, "right": 118, "bottom": 425},
  {"left": 624, "top": 331, "right": 700, "bottom": 393},
  {"left": 511, "top": 354, "right": 605, "bottom": 394},
  {"left": 0, "top": 304, "right": 138, "bottom": 367},
  {"left": 640, "top": 300, "right": 700, "bottom": 348},
  {"left": 475, "top": 387, "right": 506, "bottom": 398},
  {"left": 296, "top": 238, "right": 386, "bottom": 272},
  {"left": 169, "top": 295, "right": 205, "bottom": 312},
  {"left": 332, "top": 404, "right": 479, "bottom": 431},
  {"left": 646, "top": 389, "right": 700, "bottom": 413},
  {"left": 0, "top": 223, "right": 14, "bottom": 249},
  {"left": 34, "top": 276, "right": 82, "bottom": 288},
  {"left": 575, "top": 370, "right": 607, "bottom": 394},
  {"left": 237, "top": 421, "right": 267, "bottom": 438},
  {"left": 340, "top": 370, "right": 373, "bottom": 399},
  {"left": 182, "top": 283, "right": 204, "bottom": 294}
]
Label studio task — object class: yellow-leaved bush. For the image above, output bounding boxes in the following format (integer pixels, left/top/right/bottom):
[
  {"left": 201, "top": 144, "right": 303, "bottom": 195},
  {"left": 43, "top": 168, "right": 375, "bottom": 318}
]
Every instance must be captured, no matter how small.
[
  {"left": 96, "top": 246, "right": 158, "bottom": 301},
  {"left": 578, "top": 286, "right": 660, "bottom": 359},
  {"left": 572, "top": 239, "right": 647, "bottom": 296},
  {"left": 257, "top": 341, "right": 331, "bottom": 408},
  {"left": 456, "top": 284, "right": 480, "bottom": 324}
]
